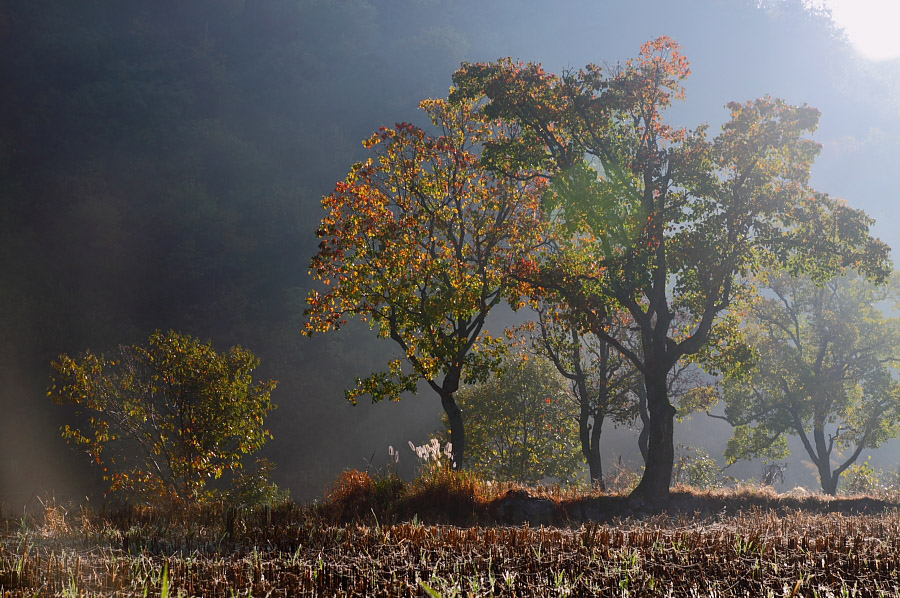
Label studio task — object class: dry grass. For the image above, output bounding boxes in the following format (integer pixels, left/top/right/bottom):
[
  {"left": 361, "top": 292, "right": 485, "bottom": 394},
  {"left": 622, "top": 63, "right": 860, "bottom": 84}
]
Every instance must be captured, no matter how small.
[{"left": 1, "top": 478, "right": 899, "bottom": 597}]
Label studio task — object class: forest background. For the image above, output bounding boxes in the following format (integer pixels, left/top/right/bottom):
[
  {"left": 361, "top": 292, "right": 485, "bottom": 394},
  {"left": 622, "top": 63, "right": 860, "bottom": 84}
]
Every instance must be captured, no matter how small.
[{"left": 2, "top": 0, "right": 899, "bottom": 505}]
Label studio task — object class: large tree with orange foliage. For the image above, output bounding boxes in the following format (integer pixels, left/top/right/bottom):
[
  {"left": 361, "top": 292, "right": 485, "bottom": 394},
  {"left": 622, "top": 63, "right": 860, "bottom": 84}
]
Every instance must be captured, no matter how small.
[
  {"left": 452, "top": 37, "right": 890, "bottom": 501},
  {"left": 305, "top": 97, "right": 546, "bottom": 468}
]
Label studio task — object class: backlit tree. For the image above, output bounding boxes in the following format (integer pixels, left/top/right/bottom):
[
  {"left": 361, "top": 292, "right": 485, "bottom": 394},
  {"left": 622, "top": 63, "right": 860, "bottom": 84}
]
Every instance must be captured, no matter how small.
[
  {"left": 452, "top": 37, "right": 890, "bottom": 501},
  {"left": 714, "top": 272, "right": 900, "bottom": 495},
  {"left": 513, "top": 303, "right": 637, "bottom": 487},
  {"left": 305, "top": 97, "right": 546, "bottom": 468},
  {"left": 449, "top": 354, "right": 582, "bottom": 485}
]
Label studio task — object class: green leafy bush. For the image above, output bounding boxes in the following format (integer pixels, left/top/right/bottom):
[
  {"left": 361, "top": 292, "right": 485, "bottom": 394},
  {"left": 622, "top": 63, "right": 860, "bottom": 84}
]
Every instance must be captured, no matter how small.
[
  {"left": 448, "top": 356, "right": 583, "bottom": 485},
  {"left": 49, "top": 330, "right": 277, "bottom": 505}
]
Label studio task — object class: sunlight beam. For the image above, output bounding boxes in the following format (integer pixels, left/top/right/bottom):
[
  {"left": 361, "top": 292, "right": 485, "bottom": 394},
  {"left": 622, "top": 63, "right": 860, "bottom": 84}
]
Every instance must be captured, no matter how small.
[{"left": 819, "top": 0, "right": 900, "bottom": 61}]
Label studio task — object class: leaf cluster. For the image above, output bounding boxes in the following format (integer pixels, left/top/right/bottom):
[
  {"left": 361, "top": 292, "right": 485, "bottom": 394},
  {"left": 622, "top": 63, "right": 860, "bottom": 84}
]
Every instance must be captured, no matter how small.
[
  {"left": 305, "top": 97, "right": 547, "bottom": 402},
  {"left": 719, "top": 273, "right": 900, "bottom": 471},
  {"left": 48, "top": 330, "right": 277, "bottom": 504}
]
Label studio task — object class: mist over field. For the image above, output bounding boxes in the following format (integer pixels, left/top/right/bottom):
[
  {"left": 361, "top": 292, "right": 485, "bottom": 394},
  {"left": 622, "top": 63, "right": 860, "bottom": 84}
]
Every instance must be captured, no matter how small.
[{"left": 1, "top": 0, "right": 899, "bottom": 505}]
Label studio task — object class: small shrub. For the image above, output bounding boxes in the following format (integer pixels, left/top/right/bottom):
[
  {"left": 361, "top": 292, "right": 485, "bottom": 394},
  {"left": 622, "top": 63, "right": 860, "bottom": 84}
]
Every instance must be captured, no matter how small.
[
  {"left": 48, "top": 330, "right": 277, "bottom": 506},
  {"left": 759, "top": 462, "right": 787, "bottom": 487},
  {"left": 604, "top": 456, "right": 641, "bottom": 494},
  {"left": 673, "top": 444, "right": 727, "bottom": 490},
  {"left": 882, "top": 467, "right": 900, "bottom": 493},
  {"left": 227, "top": 458, "right": 291, "bottom": 509},
  {"left": 37, "top": 496, "right": 70, "bottom": 538},
  {"left": 840, "top": 460, "right": 884, "bottom": 496}
]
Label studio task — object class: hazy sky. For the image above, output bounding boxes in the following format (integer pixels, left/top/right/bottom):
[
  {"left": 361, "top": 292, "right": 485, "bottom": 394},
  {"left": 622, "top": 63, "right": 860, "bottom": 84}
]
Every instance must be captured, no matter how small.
[{"left": 818, "top": 0, "right": 900, "bottom": 60}]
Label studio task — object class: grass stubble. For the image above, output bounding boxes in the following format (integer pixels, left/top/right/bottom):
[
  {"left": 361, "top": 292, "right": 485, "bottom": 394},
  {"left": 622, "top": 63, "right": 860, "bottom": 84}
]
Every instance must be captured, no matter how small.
[{"left": 1, "top": 473, "right": 899, "bottom": 597}]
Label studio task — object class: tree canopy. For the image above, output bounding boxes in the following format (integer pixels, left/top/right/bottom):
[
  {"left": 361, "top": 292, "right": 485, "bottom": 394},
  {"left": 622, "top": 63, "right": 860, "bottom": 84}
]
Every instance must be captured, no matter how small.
[
  {"left": 305, "top": 97, "right": 546, "bottom": 468},
  {"left": 451, "top": 36, "right": 891, "bottom": 500},
  {"left": 715, "top": 272, "right": 900, "bottom": 495}
]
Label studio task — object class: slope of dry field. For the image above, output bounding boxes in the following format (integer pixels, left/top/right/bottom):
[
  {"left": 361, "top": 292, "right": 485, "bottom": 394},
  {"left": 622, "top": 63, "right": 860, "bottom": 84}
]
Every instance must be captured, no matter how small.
[{"left": 1, "top": 482, "right": 899, "bottom": 597}]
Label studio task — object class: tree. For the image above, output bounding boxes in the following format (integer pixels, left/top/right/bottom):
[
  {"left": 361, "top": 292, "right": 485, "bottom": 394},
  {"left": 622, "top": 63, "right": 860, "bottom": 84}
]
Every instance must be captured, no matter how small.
[
  {"left": 514, "top": 304, "right": 638, "bottom": 488},
  {"left": 516, "top": 303, "right": 719, "bottom": 488},
  {"left": 450, "top": 354, "right": 583, "bottom": 485},
  {"left": 48, "top": 330, "right": 277, "bottom": 504},
  {"left": 305, "top": 97, "right": 546, "bottom": 468},
  {"left": 451, "top": 36, "right": 891, "bottom": 501},
  {"left": 713, "top": 272, "right": 900, "bottom": 495}
]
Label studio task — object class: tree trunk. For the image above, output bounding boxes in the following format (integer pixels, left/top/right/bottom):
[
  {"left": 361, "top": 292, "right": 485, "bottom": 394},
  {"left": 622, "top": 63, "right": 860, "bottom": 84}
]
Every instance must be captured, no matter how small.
[
  {"left": 817, "top": 461, "right": 839, "bottom": 496},
  {"left": 441, "top": 390, "right": 465, "bottom": 470},
  {"left": 635, "top": 377, "right": 650, "bottom": 464},
  {"left": 812, "top": 418, "right": 838, "bottom": 496},
  {"left": 577, "top": 382, "right": 604, "bottom": 488},
  {"left": 589, "top": 414, "right": 604, "bottom": 489},
  {"left": 580, "top": 410, "right": 604, "bottom": 489},
  {"left": 791, "top": 410, "right": 845, "bottom": 497},
  {"left": 630, "top": 371, "right": 675, "bottom": 502}
]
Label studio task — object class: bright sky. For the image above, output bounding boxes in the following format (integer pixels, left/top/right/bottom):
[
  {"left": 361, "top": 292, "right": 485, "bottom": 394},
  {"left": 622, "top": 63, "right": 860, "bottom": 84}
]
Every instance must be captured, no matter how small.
[{"left": 818, "top": 0, "right": 900, "bottom": 61}]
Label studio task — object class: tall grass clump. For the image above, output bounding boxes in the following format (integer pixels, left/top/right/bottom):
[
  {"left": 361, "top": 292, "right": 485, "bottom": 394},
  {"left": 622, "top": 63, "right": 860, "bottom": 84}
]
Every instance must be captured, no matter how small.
[
  {"left": 321, "top": 439, "right": 494, "bottom": 525},
  {"left": 323, "top": 468, "right": 404, "bottom": 523},
  {"left": 401, "top": 438, "right": 487, "bottom": 523}
]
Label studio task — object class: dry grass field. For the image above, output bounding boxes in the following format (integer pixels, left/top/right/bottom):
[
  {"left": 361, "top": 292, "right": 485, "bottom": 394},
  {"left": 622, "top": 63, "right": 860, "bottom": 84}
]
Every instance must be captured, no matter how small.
[{"left": 2, "top": 471, "right": 899, "bottom": 597}]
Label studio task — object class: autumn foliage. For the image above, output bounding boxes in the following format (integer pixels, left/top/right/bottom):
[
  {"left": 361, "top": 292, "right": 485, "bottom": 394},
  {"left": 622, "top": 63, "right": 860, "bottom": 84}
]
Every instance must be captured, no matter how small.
[
  {"left": 305, "top": 97, "right": 546, "bottom": 466},
  {"left": 49, "top": 330, "right": 277, "bottom": 504},
  {"left": 451, "top": 36, "right": 891, "bottom": 499},
  {"left": 304, "top": 35, "right": 890, "bottom": 495}
]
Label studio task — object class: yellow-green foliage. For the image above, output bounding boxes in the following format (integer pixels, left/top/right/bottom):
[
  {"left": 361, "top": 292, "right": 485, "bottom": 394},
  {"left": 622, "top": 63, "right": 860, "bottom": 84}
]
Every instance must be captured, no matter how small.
[
  {"left": 449, "top": 355, "right": 584, "bottom": 485},
  {"left": 49, "top": 330, "right": 277, "bottom": 505}
]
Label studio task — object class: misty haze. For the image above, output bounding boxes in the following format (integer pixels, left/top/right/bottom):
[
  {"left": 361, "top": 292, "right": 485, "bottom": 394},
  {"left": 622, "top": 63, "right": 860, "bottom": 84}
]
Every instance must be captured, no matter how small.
[{"left": 1, "top": 1, "right": 900, "bottom": 596}]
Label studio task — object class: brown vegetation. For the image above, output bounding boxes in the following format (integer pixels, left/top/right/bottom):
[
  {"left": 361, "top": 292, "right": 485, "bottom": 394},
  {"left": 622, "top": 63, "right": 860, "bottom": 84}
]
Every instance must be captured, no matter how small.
[{"left": 1, "top": 478, "right": 899, "bottom": 597}]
